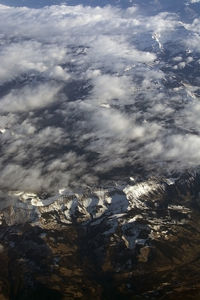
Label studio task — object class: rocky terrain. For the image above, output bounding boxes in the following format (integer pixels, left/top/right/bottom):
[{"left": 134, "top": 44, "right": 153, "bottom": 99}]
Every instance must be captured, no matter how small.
[{"left": 0, "top": 174, "right": 200, "bottom": 299}]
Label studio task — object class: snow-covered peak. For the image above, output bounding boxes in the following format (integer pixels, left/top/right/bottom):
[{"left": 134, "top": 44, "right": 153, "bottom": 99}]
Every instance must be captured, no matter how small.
[{"left": 0, "top": 178, "right": 167, "bottom": 225}]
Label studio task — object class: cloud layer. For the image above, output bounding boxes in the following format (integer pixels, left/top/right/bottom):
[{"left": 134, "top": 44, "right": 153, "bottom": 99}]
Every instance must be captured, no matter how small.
[{"left": 0, "top": 2, "right": 200, "bottom": 193}]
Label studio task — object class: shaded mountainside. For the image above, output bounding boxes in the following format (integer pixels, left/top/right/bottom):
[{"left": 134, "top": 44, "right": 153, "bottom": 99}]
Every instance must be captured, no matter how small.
[{"left": 1, "top": 174, "right": 200, "bottom": 299}]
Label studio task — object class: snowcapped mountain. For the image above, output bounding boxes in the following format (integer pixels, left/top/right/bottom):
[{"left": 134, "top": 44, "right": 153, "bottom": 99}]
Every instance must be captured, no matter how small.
[{"left": 0, "top": 174, "right": 200, "bottom": 299}]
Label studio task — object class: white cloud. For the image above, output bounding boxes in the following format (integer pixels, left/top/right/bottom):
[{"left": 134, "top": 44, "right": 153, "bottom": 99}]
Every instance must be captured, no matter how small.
[
  {"left": 0, "top": 83, "right": 62, "bottom": 112},
  {"left": 190, "top": 0, "right": 200, "bottom": 3},
  {"left": 0, "top": 3, "right": 199, "bottom": 193},
  {"left": 0, "top": 40, "right": 69, "bottom": 83},
  {"left": 165, "top": 134, "right": 200, "bottom": 167},
  {"left": 89, "top": 74, "right": 134, "bottom": 104}
]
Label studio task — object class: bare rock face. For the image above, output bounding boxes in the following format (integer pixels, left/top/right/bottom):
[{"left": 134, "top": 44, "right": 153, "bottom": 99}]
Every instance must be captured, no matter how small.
[{"left": 1, "top": 175, "right": 200, "bottom": 299}]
